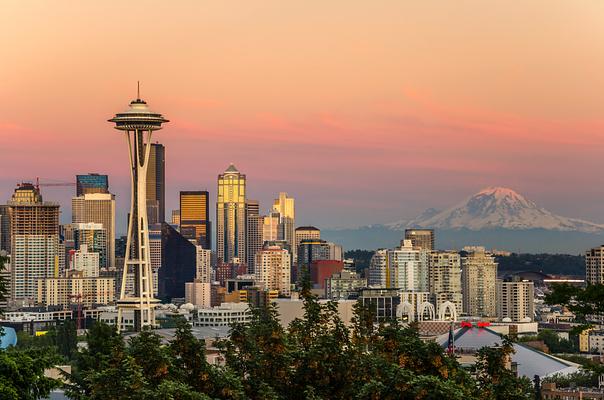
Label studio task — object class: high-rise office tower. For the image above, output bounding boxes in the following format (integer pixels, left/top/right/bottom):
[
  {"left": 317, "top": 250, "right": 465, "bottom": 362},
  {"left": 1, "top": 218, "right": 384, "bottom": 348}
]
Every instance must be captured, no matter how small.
[
  {"left": 179, "top": 191, "right": 211, "bottom": 249},
  {"left": 429, "top": 251, "right": 463, "bottom": 315},
  {"left": 109, "top": 91, "right": 169, "bottom": 331},
  {"left": 404, "top": 229, "right": 435, "bottom": 251},
  {"left": 461, "top": 247, "right": 497, "bottom": 317},
  {"left": 387, "top": 240, "right": 429, "bottom": 291},
  {"left": 296, "top": 239, "right": 337, "bottom": 283},
  {"left": 294, "top": 226, "right": 320, "bottom": 263},
  {"left": 0, "top": 205, "right": 10, "bottom": 253},
  {"left": 8, "top": 183, "right": 60, "bottom": 302},
  {"left": 255, "top": 245, "right": 291, "bottom": 297},
  {"left": 245, "top": 200, "right": 262, "bottom": 272},
  {"left": 171, "top": 209, "right": 181, "bottom": 226},
  {"left": 496, "top": 277, "right": 534, "bottom": 322},
  {"left": 272, "top": 192, "right": 295, "bottom": 257},
  {"left": 216, "top": 164, "right": 246, "bottom": 264},
  {"left": 72, "top": 193, "right": 115, "bottom": 269},
  {"left": 146, "top": 142, "right": 165, "bottom": 223},
  {"left": 73, "top": 223, "right": 108, "bottom": 269},
  {"left": 262, "top": 212, "right": 280, "bottom": 242},
  {"left": 586, "top": 245, "right": 604, "bottom": 284},
  {"left": 368, "top": 249, "right": 388, "bottom": 287},
  {"left": 76, "top": 173, "right": 109, "bottom": 196},
  {"left": 158, "top": 222, "right": 196, "bottom": 300}
]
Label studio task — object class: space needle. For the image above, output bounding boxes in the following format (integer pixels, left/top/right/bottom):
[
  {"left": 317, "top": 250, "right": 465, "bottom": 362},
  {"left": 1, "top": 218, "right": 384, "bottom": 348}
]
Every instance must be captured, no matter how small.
[{"left": 109, "top": 84, "right": 168, "bottom": 331}]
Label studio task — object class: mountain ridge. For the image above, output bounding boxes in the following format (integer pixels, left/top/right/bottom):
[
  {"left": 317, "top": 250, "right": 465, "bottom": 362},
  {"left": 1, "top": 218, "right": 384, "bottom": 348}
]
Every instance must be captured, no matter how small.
[{"left": 385, "top": 186, "right": 604, "bottom": 233}]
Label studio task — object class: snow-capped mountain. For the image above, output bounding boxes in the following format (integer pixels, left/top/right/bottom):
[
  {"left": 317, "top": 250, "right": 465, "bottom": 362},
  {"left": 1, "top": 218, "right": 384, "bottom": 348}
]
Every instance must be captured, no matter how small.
[{"left": 387, "top": 187, "right": 604, "bottom": 233}]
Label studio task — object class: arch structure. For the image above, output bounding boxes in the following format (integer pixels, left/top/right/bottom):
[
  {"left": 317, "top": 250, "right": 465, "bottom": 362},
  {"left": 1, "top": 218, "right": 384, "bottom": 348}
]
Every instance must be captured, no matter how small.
[
  {"left": 437, "top": 301, "right": 458, "bottom": 322},
  {"left": 396, "top": 301, "right": 415, "bottom": 322},
  {"left": 417, "top": 301, "right": 435, "bottom": 321}
]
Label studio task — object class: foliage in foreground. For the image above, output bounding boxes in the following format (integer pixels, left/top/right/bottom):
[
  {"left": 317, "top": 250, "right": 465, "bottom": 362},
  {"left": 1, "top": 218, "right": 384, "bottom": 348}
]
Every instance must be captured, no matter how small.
[{"left": 60, "top": 289, "right": 534, "bottom": 400}]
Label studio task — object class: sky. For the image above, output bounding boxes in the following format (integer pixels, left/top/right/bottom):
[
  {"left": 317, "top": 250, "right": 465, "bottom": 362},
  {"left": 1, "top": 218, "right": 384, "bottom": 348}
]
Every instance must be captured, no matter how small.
[{"left": 1, "top": 1, "right": 604, "bottom": 233}]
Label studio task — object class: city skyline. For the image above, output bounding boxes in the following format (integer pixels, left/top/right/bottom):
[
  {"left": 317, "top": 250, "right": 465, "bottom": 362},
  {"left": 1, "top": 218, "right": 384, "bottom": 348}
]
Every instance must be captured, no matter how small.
[{"left": 2, "top": 1, "right": 604, "bottom": 229}]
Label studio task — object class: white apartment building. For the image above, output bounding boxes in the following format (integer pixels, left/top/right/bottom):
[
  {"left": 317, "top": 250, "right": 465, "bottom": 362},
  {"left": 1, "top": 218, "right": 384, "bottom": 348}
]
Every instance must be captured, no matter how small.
[
  {"left": 196, "top": 245, "right": 212, "bottom": 283},
  {"left": 70, "top": 244, "right": 100, "bottom": 278},
  {"left": 255, "top": 246, "right": 291, "bottom": 296},
  {"left": 497, "top": 278, "right": 535, "bottom": 322},
  {"left": 429, "top": 251, "right": 463, "bottom": 315}
]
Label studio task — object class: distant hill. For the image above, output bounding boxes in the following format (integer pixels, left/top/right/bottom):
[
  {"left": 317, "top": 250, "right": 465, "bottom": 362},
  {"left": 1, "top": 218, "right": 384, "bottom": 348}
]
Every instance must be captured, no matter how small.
[{"left": 343, "top": 251, "right": 585, "bottom": 277}]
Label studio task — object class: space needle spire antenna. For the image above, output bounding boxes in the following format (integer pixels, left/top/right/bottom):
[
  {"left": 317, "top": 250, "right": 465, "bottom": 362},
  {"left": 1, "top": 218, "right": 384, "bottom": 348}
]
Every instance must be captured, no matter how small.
[{"left": 108, "top": 87, "right": 169, "bottom": 332}]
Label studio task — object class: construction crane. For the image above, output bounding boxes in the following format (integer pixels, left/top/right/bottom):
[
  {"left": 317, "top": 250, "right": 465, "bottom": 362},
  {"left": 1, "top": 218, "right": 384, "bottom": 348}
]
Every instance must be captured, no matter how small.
[
  {"left": 68, "top": 292, "right": 92, "bottom": 330},
  {"left": 34, "top": 177, "right": 75, "bottom": 190}
]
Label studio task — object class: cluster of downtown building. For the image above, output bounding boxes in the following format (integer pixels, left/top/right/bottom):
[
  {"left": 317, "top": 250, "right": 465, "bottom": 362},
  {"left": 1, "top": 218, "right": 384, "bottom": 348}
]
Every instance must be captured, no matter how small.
[
  {"left": 0, "top": 159, "right": 535, "bottom": 332},
  {"left": 0, "top": 154, "right": 358, "bottom": 330}
]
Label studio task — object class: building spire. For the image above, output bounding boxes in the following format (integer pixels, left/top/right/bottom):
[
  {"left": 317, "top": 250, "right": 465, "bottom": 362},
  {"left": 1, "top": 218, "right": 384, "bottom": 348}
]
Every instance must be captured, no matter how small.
[{"left": 137, "top": 81, "right": 140, "bottom": 100}]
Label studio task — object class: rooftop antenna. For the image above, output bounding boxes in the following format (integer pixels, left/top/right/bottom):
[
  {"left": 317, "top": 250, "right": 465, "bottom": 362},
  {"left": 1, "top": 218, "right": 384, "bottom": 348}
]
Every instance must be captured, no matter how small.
[{"left": 137, "top": 81, "right": 140, "bottom": 100}]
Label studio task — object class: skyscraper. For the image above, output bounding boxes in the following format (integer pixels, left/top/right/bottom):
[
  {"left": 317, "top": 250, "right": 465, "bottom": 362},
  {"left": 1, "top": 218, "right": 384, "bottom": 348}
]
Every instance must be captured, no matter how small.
[
  {"left": 179, "top": 191, "right": 211, "bottom": 249},
  {"left": 72, "top": 193, "right": 115, "bottom": 269},
  {"left": 73, "top": 223, "right": 108, "bottom": 270},
  {"left": 216, "top": 164, "right": 246, "bottom": 264},
  {"left": 76, "top": 173, "right": 109, "bottom": 196},
  {"left": 387, "top": 240, "right": 429, "bottom": 292},
  {"left": 461, "top": 247, "right": 497, "bottom": 317},
  {"left": 158, "top": 222, "right": 196, "bottom": 300},
  {"left": 294, "top": 226, "right": 320, "bottom": 263},
  {"left": 404, "top": 229, "right": 435, "bottom": 251},
  {"left": 8, "top": 183, "right": 60, "bottom": 302},
  {"left": 368, "top": 249, "right": 388, "bottom": 287},
  {"left": 109, "top": 91, "right": 169, "bottom": 331},
  {"left": 429, "top": 251, "right": 463, "bottom": 315},
  {"left": 262, "top": 212, "right": 281, "bottom": 242},
  {"left": 245, "top": 200, "right": 262, "bottom": 272},
  {"left": 0, "top": 205, "right": 10, "bottom": 253},
  {"left": 146, "top": 142, "right": 165, "bottom": 223},
  {"left": 272, "top": 192, "right": 295, "bottom": 257}
]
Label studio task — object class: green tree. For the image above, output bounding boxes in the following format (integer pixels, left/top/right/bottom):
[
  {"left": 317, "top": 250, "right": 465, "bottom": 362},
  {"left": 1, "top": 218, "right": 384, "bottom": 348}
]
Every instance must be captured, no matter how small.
[
  {"left": 546, "top": 283, "right": 604, "bottom": 320},
  {"left": 0, "top": 348, "right": 59, "bottom": 400},
  {"left": 473, "top": 337, "right": 534, "bottom": 400},
  {"left": 56, "top": 319, "right": 78, "bottom": 360},
  {"left": 169, "top": 317, "right": 244, "bottom": 399},
  {"left": 0, "top": 255, "right": 59, "bottom": 400}
]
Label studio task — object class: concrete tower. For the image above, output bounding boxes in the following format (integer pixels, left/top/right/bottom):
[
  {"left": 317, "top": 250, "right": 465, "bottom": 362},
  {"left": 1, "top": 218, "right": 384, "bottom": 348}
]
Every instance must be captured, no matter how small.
[{"left": 109, "top": 87, "right": 169, "bottom": 331}]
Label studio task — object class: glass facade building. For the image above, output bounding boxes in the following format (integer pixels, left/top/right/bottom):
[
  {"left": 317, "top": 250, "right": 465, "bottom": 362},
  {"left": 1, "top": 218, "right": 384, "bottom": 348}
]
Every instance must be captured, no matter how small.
[
  {"left": 76, "top": 174, "right": 109, "bottom": 196},
  {"left": 179, "top": 191, "right": 211, "bottom": 250}
]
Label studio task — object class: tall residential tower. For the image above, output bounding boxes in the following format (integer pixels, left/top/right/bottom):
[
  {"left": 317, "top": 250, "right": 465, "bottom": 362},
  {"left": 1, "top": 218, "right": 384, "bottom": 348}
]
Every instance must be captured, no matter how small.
[{"left": 8, "top": 183, "right": 60, "bottom": 303}]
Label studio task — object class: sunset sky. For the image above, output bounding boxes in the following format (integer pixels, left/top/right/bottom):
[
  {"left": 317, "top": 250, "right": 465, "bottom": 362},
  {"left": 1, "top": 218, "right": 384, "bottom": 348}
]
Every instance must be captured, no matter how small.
[{"left": 2, "top": 1, "right": 604, "bottom": 232}]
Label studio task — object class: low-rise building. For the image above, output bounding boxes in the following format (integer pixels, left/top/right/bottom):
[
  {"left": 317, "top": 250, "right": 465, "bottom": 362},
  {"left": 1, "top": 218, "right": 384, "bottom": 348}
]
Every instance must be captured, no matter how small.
[
  {"left": 36, "top": 271, "right": 115, "bottom": 308},
  {"left": 325, "top": 270, "right": 366, "bottom": 300},
  {"left": 193, "top": 303, "right": 251, "bottom": 327},
  {"left": 588, "top": 330, "right": 604, "bottom": 353}
]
